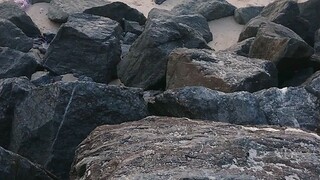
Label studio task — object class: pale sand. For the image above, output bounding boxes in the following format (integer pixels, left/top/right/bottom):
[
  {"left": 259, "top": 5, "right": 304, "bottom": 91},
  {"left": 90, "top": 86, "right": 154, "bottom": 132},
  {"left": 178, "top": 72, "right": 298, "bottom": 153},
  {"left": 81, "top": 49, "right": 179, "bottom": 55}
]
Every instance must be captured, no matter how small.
[{"left": 0, "top": 0, "right": 306, "bottom": 50}]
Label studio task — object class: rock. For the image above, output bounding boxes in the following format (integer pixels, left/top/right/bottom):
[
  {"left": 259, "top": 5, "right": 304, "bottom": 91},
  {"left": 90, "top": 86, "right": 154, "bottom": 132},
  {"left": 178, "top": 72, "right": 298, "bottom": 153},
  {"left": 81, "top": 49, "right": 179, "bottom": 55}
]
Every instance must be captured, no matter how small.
[
  {"left": 83, "top": 1, "right": 146, "bottom": 25},
  {"left": 260, "top": 0, "right": 309, "bottom": 40},
  {"left": 0, "top": 47, "right": 39, "bottom": 79},
  {"left": 29, "top": 0, "right": 51, "bottom": 4},
  {"left": 0, "top": 146, "right": 57, "bottom": 180},
  {"left": 172, "top": 0, "right": 236, "bottom": 21},
  {"left": 298, "top": 0, "right": 320, "bottom": 44},
  {"left": 280, "top": 67, "right": 314, "bottom": 87},
  {"left": 249, "top": 22, "right": 313, "bottom": 84},
  {"left": 254, "top": 87, "right": 320, "bottom": 132},
  {"left": 149, "top": 86, "right": 267, "bottom": 125},
  {"left": 224, "top": 37, "right": 255, "bottom": 57},
  {"left": 238, "top": 16, "right": 269, "bottom": 42},
  {"left": 304, "top": 70, "right": 320, "bottom": 97},
  {"left": 9, "top": 81, "right": 148, "bottom": 179},
  {"left": 0, "top": 1, "right": 40, "bottom": 37},
  {"left": 234, "top": 6, "right": 264, "bottom": 25},
  {"left": 117, "top": 9, "right": 210, "bottom": 90},
  {"left": 70, "top": 116, "right": 320, "bottom": 180},
  {"left": 123, "top": 32, "right": 139, "bottom": 45},
  {"left": 48, "top": 0, "right": 146, "bottom": 24},
  {"left": 0, "top": 77, "right": 34, "bottom": 148},
  {"left": 315, "top": 29, "right": 320, "bottom": 53},
  {"left": 0, "top": 19, "right": 33, "bottom": 52},
  {"left": 123, "top": 20, "right": 144, "bottom": 35},
  {"left": 166, "top": 48, "right": 277, "bottom": 92},
  {"left": 155, "top": 0, "right": 166, "bottom": 5},
  {"left": 44, "top": 13, "right": 122, "bottom": 84}
]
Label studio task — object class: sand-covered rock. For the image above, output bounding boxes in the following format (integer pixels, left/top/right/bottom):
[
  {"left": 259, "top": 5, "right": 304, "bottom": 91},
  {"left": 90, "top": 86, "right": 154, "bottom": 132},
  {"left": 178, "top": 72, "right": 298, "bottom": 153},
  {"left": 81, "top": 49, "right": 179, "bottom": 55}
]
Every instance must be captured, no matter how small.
[{"left": 70, "top": 116, "right": 320, "bottom": 180}]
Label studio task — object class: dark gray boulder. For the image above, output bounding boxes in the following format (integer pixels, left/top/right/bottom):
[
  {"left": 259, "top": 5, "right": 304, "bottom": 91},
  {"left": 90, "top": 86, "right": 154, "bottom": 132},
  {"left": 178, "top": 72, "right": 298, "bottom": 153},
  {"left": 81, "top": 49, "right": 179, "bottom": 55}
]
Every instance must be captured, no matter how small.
[
  {"left": 117, "top": 9, "right": 210, "bottom": 90},
  {"left": 70, "top": 116, "right": 320, "bottom": 180},
  {"left": 48, "top": 0, "right": 146, "bottom": 24},
  {"left": 224, "top": 37, "right": 255, "bottom": 57},
  {"left": 166, "top": 48, "right": 277, "bottom": 92},
  {"left": 299, "top": 0, "right": 320, "bottom": 44},
  {"left": 155, "top": 0, "right": 166, "bottom": 5},
  {"left": 0, "top": 1, "right": 40, "bottom": 37},
  {"left": 0, "top": 77, "right": 35, "bottom": 149},
  {"left": 149, "top": 86, "right": 267, "bottom": 125},
  {"left": 0, "top": 146, "right": 57, "bottom": 180},
  {"left": 0, "top": 47, "right": 39, "bottom": 79},
  {"left": 315, "top": 29, "right": 320, "bottom": 53},
  {"left": 171, "top": 0, "right": 236, "bottom": 21},
  {"left": 0, "top": 19, "right": 33, "bottom": 52},
  {"left": 234, "top": 6, "right": 264, "bottom": 25},
  {"left": 238, "top": 16, "right": 269, "bottom": 42},
  {"left": 123, "top": 20, "right": 144, "bottom": 35},
  {"left": 9, "top": 81, "right": 148, "bottom": 179},
  {"left": 254, "top": 87, "right": 320, "bottom": 132},
  {"left": 43, "top": 13, "right": 122, "bottom": 83}
]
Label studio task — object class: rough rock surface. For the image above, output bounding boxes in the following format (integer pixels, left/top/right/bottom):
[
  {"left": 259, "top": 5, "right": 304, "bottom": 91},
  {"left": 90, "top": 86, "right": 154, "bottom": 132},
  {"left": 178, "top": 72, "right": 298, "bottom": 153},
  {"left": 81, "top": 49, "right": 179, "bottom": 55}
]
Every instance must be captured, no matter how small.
[
  {"left": 44, "top": 13, "right": 122, "bottom": 83},
  {"left": 166, "top": 48, "right": 277, "bottom": 92},
  {"left": 0, "top": 146, "right": 57, "bottom": 180},
  {"left": 224, "top": 37, "right": 255, "bottom": 57},
  {"left": 9, "top": 81, "right": 148, "bottom": 179},
  {"left": 299, "top": 0, "right": 320, "bottom": 44},
  {"left": 149, "top": 86, "right": 267, "bottom": 125},
  {"left": 0, "top": 1, "right": 40, "bottom": 37},
  {"left": 70, "top": 116, "right": 320, "bottom": 180},
  {"left": 48, "top": 0, "right": 146, "bottom": 24},
  {"left": 118, "top": 9, "right": 210, "bottom": 90},
  {"left": 254, "top": 87, "right": 320, "bottom": 132},
  {"left": 0, "top": 47, "right": 39, "bottom": 79},
  {"left": 172, "top": 0, "right": 236, "bottom": 21},
  {"left": 234, "top": 6, "right": 263, "bottom": 25},
  {"left": 0, "top": 77, "right": 35, "bottom": 148},
  {"left": 0, "top": 19, "right": 33, "bottom": 52},
  {"left": 238, "top": 16, "right": 269, "bottom": 42}
]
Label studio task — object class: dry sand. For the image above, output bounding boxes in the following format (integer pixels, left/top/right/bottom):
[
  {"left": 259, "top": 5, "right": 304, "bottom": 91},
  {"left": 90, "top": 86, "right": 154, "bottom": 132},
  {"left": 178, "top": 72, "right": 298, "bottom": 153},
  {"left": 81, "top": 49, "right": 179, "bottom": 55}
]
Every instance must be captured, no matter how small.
[{"left": 1, "top": 0, "right": 304, "bottom": 50}]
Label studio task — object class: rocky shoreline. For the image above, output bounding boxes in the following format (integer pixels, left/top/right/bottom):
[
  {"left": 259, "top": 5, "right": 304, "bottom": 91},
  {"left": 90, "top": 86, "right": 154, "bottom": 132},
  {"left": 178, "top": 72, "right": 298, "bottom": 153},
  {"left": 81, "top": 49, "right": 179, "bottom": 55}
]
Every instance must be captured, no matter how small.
[{"left": 0, "top": 0, "right": 319, "bottom": 179}]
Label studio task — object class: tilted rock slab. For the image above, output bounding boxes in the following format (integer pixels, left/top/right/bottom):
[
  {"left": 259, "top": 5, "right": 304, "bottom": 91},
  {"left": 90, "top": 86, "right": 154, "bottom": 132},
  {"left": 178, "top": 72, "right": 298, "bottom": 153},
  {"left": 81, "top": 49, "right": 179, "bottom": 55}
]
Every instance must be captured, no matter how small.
[
  {"left": 9, "top": 81, "right": 148, "bottom": 179},
  {"left": 167, "top": 48, "right": 277, "bottom": 92},
  {"left": 44, "top": 13, "right": 122, "bottom": 83},
  {"left": 70, "top": 116, "right": 320, "bottom": 180},
  {"left": 118, "top": 9, "right": 210, "bottom": 90}
]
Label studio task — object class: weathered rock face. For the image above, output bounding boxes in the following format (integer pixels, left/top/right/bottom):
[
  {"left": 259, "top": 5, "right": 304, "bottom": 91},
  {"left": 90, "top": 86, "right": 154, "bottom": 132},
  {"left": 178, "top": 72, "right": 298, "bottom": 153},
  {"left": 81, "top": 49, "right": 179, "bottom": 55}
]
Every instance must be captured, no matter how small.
[
  {"left": 238, "top": 16, "right": 269, "bottom": 42},
  {"left": 166, "top": 48, "right": 277, "bottom": 92},
  {"left": 70, "top": 116, "right": 320, "bottom": 180},
  {"left": 254, "top": 87, "right": 320, "bottom": 132},
  {"left": 0, "top": 19, "right": 33, "bottom": 52},
  {"left": 0, "top": 146, "right": 57, "bottom": 180},
  {"left": 249, "top": 22, "right": 313, "bottom": 62},
  {"left": 9, "top": 81, "right": 148, "bottom": 179},
  {"left": 234, "top": 6, "right": 264, "bottom": 25},
  {"left": 0, "top": 77, "right": 35, "bottom": 148},
  {"left": 149, "top": 86, "right": 267, "bottom": 125},
  {"left": 0, "top": 47, "right": 39, "bottom": 79},
  {"left": 171, "top": 0, "right": 236, "bottom": 21},
  {"left": 224, "top": 37, "right": 255, "bottom": 57},
  {"left": 48, "top": 0, "right": 146, "bottom": 24},
  {"left": 44, "top": 13, "right": 122, "bottom": 83},
  {"left": 298, "top": 0, "right": 320, "bottom": 44},
  {"left": 117, "top": 9, "right": 210, "bottom": 90},
  {"left": 0, "top": 1, "right": 40, "bottom": 37}
]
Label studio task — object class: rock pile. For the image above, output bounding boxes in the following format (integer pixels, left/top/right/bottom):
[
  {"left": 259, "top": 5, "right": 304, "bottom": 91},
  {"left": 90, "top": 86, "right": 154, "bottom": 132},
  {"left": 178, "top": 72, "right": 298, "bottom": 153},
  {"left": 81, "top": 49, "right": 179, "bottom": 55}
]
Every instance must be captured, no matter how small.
[{"left": 0, "top": 0, "right": 319, "bottom": 179}]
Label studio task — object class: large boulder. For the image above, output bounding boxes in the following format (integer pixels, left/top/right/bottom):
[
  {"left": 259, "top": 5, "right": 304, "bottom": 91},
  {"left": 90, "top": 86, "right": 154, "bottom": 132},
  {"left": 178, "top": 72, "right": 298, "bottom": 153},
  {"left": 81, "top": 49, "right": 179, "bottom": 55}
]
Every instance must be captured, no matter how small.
[
  {"left": 149, "top": 86, "right": 267, "bottom": 125},
  {"left": 234, "top": 6, "right": 264, "bottom": 25},
  {"left": 171, "top": 0, "right": 236, "bottom": 21},
  {"left": 9, "top": 81, "right": 148, "bottom": 179},
  {"left": 48, "top": 0, "right": 146, "bottom": 24},
  {"left": 224, "top": 37, "right": 255, "bottom": 57},
  {"left": 238, "top": 16, "right": 269, "bottom": 42},
  {"left": 43, "top": 13, "right": 122, "bottom": 83},
  {"left": 0, "top": 1, "right": 40, "bottom": 37},
  {"left": 166, "top": 48, "right": 277, "bottom": 92},
  {"left": 117, "top": 9, "right": 210, "bottom": 90},
  {"left": 0, "top": 146, "right": 57, "bottom": 180},
  {"left": 0, "top": 19, "right": 33, "bottom": 52},
  {"left": 0, "top": 77, "right": 35, "bottom": 149},
  {"left": 254, "top": 87, "right": 320, "bottom": 132},
  {"left": 0, "top": 47, "right": 39, "bottom": 79},
  {"left": 70, "top": 116, "right": 320, "bottom": 180}
]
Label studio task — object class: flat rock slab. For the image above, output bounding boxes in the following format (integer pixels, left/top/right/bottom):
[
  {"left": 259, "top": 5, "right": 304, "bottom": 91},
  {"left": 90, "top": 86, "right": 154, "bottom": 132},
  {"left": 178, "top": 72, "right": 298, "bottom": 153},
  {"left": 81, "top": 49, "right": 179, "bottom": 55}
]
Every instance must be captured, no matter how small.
[
  {"left": 9, "top": 81, "right": 148, "bottom": 179},
  {"left": 167, "top": 48, "right": 277, "bottom": 92},
  {"left": 70, "top": 116, "right": 320, "bottom": 180},
  {"left": 44, "top": 13, "right": 122, "bottom": 83}
]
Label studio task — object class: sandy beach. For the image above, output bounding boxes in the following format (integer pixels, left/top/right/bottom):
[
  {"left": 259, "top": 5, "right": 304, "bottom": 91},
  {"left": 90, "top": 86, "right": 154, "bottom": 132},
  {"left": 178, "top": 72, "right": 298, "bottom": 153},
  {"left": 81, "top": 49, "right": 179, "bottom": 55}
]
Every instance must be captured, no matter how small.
[{"left": 1, "top": 0, "right": 279, "bottom": 50}]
